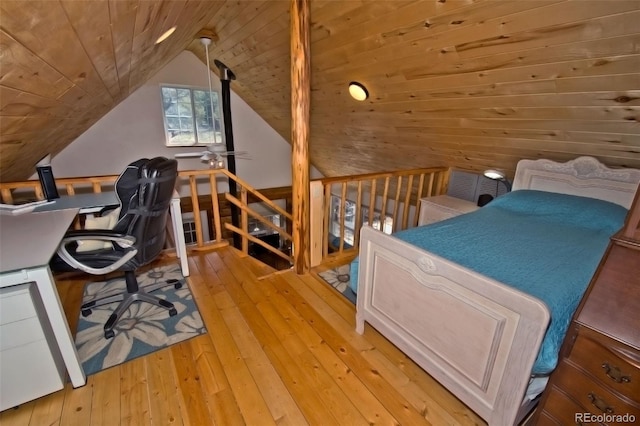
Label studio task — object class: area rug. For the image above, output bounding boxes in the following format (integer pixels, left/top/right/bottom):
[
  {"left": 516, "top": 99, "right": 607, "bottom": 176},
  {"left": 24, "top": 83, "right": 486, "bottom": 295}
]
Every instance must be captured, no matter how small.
[
  {"left": 318, "top": 264, "right": 357, "bottom": 304},
  {"left": 75, "top": 264, "right": 206, "bottom": 376}
]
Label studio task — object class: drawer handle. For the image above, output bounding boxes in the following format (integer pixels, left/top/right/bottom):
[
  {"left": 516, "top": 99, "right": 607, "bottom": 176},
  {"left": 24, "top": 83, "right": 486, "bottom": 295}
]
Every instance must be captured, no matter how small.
[
  {"left": 588, "top": 392, "right": 614, "bottom": 414},
  {"left": 602, "top": 362, "right": 631, "bottom": 384}
]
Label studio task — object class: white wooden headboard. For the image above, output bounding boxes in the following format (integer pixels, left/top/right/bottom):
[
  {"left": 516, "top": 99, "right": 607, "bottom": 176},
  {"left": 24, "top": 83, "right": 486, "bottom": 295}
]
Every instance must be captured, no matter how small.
[{"left": 513, "top": 156, "right": 640, "bottom": 209}]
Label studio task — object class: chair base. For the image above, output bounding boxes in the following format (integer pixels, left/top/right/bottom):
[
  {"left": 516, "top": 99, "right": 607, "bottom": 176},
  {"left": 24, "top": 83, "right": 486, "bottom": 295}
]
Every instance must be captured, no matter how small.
[{"left": 81, "top": 273, "right": 183, "bottom": 339}]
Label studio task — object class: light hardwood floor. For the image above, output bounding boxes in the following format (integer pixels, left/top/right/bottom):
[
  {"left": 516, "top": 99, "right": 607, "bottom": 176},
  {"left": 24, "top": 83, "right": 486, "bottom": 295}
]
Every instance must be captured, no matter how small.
[{"left": 0, "top": 247, "right": 485, "bottom": 425}]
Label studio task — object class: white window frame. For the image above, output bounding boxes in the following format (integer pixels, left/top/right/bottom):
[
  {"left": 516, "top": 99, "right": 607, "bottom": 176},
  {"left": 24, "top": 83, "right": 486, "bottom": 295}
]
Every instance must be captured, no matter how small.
[
  {"left": 181, "top": 211, "right": 210, "bottom": 245},
  {"left": 160, "top": 85, "right": 224, "bottom": 147}
]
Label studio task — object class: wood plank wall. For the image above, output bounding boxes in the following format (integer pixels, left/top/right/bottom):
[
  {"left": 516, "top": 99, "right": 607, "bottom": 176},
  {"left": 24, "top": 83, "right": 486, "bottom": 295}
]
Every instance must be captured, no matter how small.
[
  {"left": 1, "top": 0, "right": 638, "bottom": 183},
  {"left": 193, "top": 0, "right": 640, "bottom": 179}
]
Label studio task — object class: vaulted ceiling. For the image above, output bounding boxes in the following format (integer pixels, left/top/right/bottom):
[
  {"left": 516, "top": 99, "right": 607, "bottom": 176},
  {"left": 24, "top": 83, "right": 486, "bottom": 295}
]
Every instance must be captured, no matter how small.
[{"left": 1, "top": 0, "right": 638, "bottom": 183}]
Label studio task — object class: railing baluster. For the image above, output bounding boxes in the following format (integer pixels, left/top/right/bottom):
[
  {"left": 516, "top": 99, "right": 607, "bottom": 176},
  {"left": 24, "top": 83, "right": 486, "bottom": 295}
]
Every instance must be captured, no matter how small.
[
  {"left": 209, "top": 172, "right": 223, "bottom": 244},
  {"left": 353, "top": 181, "right": 363, "bottom": 250},
  {"left": 339, "top": 182, "right": 347, "bottom": 253},
  {"left": 402, "top": 175, "right": 414, "bottom": 230},
  {"left": 323, "top": 185, "right": 331, "bottom": 258},
  {"left": 241, "top": 188, "right": 249, "bottom": 254},
  {"left": 368, "top": 179, "right": 377, "bottom": 227},
  {"left": 188, "top": 175, "right": 204, "bottom": 248},
  {"left": 392, "top": 176, "right": 402, "bottom": 233}
]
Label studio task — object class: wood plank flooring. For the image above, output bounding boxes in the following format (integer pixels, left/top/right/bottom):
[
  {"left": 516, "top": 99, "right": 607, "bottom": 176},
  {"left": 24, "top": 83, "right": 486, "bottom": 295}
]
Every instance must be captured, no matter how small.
[{"left": 0, "top": 247, "right": 485, "bottom": 425}]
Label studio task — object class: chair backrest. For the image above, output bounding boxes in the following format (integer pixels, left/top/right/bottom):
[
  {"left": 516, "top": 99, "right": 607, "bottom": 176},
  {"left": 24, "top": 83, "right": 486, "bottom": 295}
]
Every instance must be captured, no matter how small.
[{"left": 112, "top": 157, "right": 178, "bottom": 266}]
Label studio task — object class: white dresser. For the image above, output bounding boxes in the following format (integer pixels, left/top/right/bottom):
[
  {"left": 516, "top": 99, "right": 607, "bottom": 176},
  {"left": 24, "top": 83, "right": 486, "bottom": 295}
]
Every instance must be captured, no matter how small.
[
  {"left": 418, "top": 195, "right": 479, "bottom": 226},
  {"left": 0, "top": 283, "right": 65, "bottom": 410}
]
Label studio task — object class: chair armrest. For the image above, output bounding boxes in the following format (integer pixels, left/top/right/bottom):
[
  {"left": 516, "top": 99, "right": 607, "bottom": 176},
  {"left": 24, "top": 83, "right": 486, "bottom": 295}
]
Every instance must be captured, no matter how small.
[
  {"left": 57, "top": 230, "right": 138, "bottom": 275},
  {"left": 62, "top": 229, "right": 136, "bottom": 248}
]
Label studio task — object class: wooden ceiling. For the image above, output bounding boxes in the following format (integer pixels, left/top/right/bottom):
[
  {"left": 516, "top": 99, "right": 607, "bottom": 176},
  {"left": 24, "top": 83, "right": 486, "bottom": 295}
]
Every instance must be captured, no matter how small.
[{"left": 1, "top": 0, "right": 639, "bottom": 183}]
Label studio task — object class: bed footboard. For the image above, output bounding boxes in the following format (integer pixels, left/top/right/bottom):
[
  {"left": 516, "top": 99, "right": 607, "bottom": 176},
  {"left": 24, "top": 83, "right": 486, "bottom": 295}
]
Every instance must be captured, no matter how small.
[{"left": 355, "top": 226, "right": 550, "bottom": 426}]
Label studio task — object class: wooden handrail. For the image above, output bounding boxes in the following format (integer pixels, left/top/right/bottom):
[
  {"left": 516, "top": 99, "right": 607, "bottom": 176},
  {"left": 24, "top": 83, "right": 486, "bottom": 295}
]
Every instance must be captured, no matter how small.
[{"left": 0, "top": 175, "right": 118, "bottom": 204}]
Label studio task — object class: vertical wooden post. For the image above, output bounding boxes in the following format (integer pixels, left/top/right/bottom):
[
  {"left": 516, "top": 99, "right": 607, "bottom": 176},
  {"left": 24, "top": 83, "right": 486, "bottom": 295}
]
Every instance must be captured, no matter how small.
[{"left": 291, "top": 0, "right": 311, "bottom": 274}]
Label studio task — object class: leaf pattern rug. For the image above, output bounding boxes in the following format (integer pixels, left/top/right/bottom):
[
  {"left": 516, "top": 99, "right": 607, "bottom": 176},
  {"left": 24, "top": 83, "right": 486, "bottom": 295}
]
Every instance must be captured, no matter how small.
[
  {"left": 318, "top": 264, "right": 357, "bottom": 304},
  {"left": 75, "top": 264, "right": 206, "bottom": 376}
]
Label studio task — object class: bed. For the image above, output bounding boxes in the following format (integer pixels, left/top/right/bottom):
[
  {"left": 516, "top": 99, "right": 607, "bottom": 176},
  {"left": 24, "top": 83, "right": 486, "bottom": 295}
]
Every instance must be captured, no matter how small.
[{"left": 352, "top": 156, "right": 640, "bottom": 426}]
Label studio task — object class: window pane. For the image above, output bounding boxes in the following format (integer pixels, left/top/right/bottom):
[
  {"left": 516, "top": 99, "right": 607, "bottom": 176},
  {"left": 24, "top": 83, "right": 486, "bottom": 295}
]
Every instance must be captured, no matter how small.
[
  {"left": 176, "top": 89, "right": 191, "bottom": 103},
  {"left": 166, "top": 117, "right": 180, "bottom": 130},
  {"left": 177, "top": 103, "right": 193, "bottom": 117},
  {"left": 179, "top": 117, "right": 194, "bottom": 131},
  {"left": 165, "top": 103, "right": 178, "bottom": 115},
  {"left": 161, "top": 87, "right": 177, "bottom": 104}
]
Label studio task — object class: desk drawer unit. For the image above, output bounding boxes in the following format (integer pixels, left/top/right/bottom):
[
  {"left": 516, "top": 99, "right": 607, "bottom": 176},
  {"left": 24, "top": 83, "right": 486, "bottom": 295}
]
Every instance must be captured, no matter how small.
[{"left": 0, "top": 283, "right": 65, "bottom": 411}]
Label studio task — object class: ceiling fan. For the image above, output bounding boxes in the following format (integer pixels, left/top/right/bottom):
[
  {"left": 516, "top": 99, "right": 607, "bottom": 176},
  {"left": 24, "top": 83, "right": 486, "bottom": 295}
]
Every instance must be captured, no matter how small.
[
  {"left": 174, "top": 146, "right": 249, "bottom": 168},
  {"left": 173, "top": 34, "right": 249, "bottom": 169}
]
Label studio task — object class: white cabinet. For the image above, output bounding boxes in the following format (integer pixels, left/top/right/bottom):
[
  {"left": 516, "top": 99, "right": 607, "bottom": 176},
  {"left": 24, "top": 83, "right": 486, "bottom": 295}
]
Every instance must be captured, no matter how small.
[
  {"left": 418, "top": 195, "right": 479, "bottom": 226},
  {"left": 1, "top": 283, "right": 65, "bottom": 411}
]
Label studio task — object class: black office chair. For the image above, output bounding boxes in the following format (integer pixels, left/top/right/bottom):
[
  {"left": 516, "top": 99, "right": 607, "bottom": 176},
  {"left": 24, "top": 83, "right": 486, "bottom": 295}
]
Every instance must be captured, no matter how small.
[{"left": 53, "top": 157, "right": 182, "bottom": 339}]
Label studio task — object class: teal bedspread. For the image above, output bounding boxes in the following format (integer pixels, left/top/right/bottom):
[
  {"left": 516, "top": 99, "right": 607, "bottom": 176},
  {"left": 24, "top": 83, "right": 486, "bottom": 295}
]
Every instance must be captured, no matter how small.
[{"left": 350, "top": 190, "right": 627, "bottom": 375}]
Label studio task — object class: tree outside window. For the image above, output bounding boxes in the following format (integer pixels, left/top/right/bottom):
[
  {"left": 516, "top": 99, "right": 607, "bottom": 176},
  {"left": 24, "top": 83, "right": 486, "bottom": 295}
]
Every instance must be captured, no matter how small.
[{"left": 161, "top": 86, "right": 223, "bottom": 146}]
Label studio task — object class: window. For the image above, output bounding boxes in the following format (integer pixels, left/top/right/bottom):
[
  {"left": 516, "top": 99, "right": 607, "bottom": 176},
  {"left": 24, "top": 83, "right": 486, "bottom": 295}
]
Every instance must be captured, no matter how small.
[
  {"left": 160, "top": 85, "right": 223, "bottom": 146},
  {"left": 181, "top": 211, "right": 210, "bottom": 245}
]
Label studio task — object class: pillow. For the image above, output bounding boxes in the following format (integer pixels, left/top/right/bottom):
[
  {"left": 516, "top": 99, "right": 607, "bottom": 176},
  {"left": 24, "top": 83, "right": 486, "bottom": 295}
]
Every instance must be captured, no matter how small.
[
  {"left": 75, "top": 208, "right": 121, "bottom": 252},
  {"left": 104, "top": 206, "right": 121, "bottom": 227},
  {"left": 486, "top": 190, "right": 628, "bottom": 233}
]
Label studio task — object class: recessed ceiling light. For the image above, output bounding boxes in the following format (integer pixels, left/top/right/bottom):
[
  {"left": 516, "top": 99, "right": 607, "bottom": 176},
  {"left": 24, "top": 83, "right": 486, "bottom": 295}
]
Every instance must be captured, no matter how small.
[
  {"left": 155, "top": 26, "right": 177, "bottom": 45},
  {"left": 349, "top": 82, "right": 369, "bottom": 101}
]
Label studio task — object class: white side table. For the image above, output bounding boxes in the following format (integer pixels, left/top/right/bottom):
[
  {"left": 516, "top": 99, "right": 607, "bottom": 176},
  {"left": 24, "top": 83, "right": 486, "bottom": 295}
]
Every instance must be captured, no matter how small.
[{"left": 418, "top": 195, "right": 479, "bottom": 226}]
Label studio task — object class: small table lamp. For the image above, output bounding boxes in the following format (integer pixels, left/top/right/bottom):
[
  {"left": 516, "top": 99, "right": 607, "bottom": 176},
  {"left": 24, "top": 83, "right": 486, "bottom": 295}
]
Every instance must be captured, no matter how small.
[{"left": 483, "top": 169, "right": 512, "bottom": 192}]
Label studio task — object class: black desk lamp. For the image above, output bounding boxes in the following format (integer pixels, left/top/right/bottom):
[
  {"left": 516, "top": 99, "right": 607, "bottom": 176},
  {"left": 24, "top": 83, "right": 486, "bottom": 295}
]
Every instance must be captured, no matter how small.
[{"left": 483, "top": 169, "right": 512, "bottom": 192}]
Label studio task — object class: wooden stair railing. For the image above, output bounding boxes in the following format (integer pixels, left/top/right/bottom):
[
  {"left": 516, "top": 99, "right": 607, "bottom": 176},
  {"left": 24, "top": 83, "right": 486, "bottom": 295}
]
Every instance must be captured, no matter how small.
[
  {"left": 177, "top": 168, "right": 294, "bottom": 265},
  {"left": 309, "top": 167, "right": 450, "bottom": 267},
  {"left": 1, "top": 166, "right": 451, "bottom": 270},
  {"left": 0, "top": 170, "right": 294, "bottom": 266}
]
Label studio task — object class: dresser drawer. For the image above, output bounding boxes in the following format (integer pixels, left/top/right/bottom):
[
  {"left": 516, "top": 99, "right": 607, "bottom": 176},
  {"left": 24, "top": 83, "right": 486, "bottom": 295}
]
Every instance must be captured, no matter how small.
[
  {"left": 569, "top": 333, "right": 640, "bottom": 402},
  {"left": 554, "top": 361, "right": 640, "bottom": 419},
  {"left": 539, "top": 386, "right": 601, "bottom": 426}
]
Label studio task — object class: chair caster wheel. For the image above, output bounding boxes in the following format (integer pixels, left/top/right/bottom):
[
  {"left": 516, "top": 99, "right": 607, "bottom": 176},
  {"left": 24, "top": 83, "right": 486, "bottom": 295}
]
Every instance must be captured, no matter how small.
[
  {"left": 169, "top": 279, "right": 183, "bottom": 290},
  {"left": 81, "top": 309, "right": 92, "bottom": 317},
  {"left": 169, "top": 308, "right": 177, "bottom": 317},
  {"left": 104, "top": 330, "right": 115, "bottom": 339}
]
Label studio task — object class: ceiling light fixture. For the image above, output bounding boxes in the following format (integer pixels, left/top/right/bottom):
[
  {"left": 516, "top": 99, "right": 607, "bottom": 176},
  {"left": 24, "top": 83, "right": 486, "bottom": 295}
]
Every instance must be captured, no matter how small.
[
  {"left": 349, "top": 81, "right": 369, "bottom": 101},
  {"left": 155, "top": 26, "right": 177, "bottom": 45}
]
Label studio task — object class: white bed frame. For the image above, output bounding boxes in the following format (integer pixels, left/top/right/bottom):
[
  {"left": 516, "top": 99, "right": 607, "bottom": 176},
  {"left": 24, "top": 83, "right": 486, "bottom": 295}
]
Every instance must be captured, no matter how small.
[{"left": 355, "top": 156, "right": 640, "bottom": 426}]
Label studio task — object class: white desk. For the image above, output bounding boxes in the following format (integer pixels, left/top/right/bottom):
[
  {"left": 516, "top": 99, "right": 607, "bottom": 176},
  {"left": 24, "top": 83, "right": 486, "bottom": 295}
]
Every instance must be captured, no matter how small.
[
  {"left": 0, "top": 209, "right": 87, "bottom": 397},
  {"left": 34, "top": 192, "right": 119, "bottom": 214},
  {"left": 35, "top": 192, "right": 189, "bottom": 277}
]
